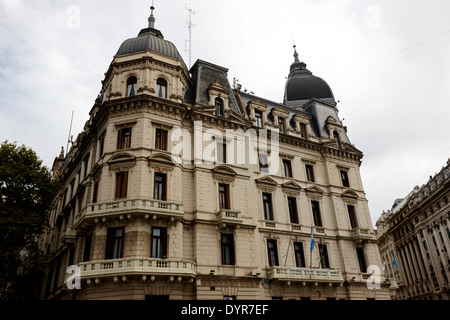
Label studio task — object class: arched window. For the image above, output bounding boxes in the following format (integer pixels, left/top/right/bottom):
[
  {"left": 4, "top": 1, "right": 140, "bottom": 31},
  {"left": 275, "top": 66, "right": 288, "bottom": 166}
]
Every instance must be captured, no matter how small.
[
  {"left": 333, "top": 131, "right": 341, "bottom": 148},
  {"left": 127, "top": 76, "right": 137, "bottom": 97},
  {"left": 156, "top": 78, "right": 167, "bottom": 98},
  {"left": 215, "top": 98, "right": 224, "bottom": 117}
]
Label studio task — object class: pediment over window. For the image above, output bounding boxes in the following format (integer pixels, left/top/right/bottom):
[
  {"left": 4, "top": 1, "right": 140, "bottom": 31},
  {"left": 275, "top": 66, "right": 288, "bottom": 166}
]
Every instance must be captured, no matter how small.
[
  {"left": 212, "top": 165, "right": 237, "bottom": 177},
  {"left": 108, "top": 153, "right": 136, "bottom": 165},
  {"left": 212, "top": 165, "right": 237, "bottom": 184},
  {"left": 342, "top": 190, "right": 359, "bottom": 203},
  {"left": 148, "top": 153, "right": 176, "bottom": 173},
  {"left": 281, "top": 181, "right": 301, "bottom": 190},
  {"left": 305, "top": 186, "right": 324, "bottom": 199},
  {"left": 255, "top": 175, "right": 277, "bottom": 193},
  {"left": 148, "top": 153, "right": 176, "bottom": 166},
  {"left": 108, "top": 153, "right": 136, "bottom": 171},
  {"left": 281, "top": 181, "right": 301, "bottom": 196}
]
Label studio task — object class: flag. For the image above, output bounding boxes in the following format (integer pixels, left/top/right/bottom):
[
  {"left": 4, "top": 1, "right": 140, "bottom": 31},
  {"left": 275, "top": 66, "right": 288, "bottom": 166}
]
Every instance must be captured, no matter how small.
[
  {"left": 310, "top": 228, "right": 315, "bottom": 252},
  {"left": 382, "top": 261, "right": 386, "bottom": 271},
  {"left": 393, "top": 254, "right": 398, "bottom": 270}
]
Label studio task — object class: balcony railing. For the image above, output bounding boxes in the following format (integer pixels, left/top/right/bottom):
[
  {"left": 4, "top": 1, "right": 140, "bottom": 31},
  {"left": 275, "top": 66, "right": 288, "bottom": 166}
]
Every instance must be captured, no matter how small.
[
  {"left": 351, "top": 227, "right": 373, "bottom": 242},
  {"left": 216, "top": 209, "right": 243, "bottom": 226},
  {"left": 60, "top": 225, "right": 77, "bottom": 244},
  {"left": 77, "top": 257, "right": 196, "bottom": 280},
  {"left": 74, "top": 197, "right": 184, "bottom": 228},
  {"left": 268, "top": 266, "right": 344, "bottom": 283}
]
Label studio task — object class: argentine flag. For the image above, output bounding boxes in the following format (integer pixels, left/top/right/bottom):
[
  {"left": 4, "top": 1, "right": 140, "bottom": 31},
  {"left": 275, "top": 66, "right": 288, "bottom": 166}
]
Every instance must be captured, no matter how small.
[
  {"left": 393, "top": 254, "right": 398, "bottom": 270},
  {"left": 310, "top": 228, "right": 315, "bottom": 252}
]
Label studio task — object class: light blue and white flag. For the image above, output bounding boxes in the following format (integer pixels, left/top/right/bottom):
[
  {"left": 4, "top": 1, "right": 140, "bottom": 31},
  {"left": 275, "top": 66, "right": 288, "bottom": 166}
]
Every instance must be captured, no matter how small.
[
  {"left": 310, "top": 228, "right": 315, "bottom": 253},
  {"left": 393, "top": 254, "right": 398, "bottom": 270}
]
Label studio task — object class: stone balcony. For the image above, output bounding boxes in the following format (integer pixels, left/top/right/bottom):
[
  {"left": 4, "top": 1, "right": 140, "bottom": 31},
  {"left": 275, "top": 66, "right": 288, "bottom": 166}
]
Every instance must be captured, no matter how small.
[
  {"left": 74, "top": 197, "right": 184, "bottom": 228},
  {"left": 216, "top": 209, "right": 243, "bottom": 228},
  {"left": 77, "top": 257, "right": 196, "bottom": 282},
  {"left": 60, "top": 225, "right": 77, "bottom": 244},
  {"left": 350, "top": 227, "right": 374, "bottom": 243},
  {"left": 267, "top": 266, "right": 344, "bottom": 284}
]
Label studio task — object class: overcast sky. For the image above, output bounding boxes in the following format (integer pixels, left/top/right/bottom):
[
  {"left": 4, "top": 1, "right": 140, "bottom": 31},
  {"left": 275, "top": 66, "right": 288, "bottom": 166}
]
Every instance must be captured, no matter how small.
[{"left": 1, "top": 0, "right": 450, "bottom": 228}]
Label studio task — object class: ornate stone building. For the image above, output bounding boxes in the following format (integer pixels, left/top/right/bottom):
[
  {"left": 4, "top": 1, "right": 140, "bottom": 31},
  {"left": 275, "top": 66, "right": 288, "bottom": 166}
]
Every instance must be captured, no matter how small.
[
  {"left": 376, "top": 159, "right": 450, "bottom": 300},
  {"left": 37, "top": 7, "right": 392, "bottom": 300}
]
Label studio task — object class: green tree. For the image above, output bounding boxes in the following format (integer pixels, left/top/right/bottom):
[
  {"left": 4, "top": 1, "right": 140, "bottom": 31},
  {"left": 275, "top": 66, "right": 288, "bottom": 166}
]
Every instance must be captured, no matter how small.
[{"left": 0, "top": 141, "right": 56, "bottom": 299}]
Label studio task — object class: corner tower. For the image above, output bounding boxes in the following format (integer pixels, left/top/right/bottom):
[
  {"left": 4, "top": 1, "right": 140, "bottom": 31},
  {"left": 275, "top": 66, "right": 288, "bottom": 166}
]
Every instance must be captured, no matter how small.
[{"left": 100, "top": 6, "right": 191, "bottom": 104}]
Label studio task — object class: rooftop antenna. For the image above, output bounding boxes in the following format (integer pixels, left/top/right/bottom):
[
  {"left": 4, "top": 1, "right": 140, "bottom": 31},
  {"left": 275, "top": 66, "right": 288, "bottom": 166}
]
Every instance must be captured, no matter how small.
[
  {"left": 66, "top": 110, "right": 74, "bottom": 156},
  {"left": 185, "top": 5, "right": 196, "bottom": 68}
]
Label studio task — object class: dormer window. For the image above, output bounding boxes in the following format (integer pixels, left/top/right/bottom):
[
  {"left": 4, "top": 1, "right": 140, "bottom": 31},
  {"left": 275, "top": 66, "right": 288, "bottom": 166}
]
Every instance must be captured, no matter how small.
[
  {"left": 215, "top": 98, "right": 224, "bottom": 117},
  {"left": 333, "top": 131, "right": 342, "bottom": 148},
  {"left": 278, "top": 117, "right": 286, "bottom": 133},
  {"left": 127, "top": 76, "right": 137, "bottom": 97},
  {"left": 156, "top": 78, "right": 167, "bottom": 98},
  {"left": 255, "top": 110, "right": 263, "bottom": 128}
]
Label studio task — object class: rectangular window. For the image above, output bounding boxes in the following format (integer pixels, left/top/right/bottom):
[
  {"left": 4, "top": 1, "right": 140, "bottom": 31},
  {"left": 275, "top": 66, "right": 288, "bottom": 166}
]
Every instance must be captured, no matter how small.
[
  {"left": 77, "top": 192, "right": 84, "bottom": 213},
  {"left": 117, "top": 127, "right": 132, "bottom": 149},
  {"left": 221, "top": 233, "right": 235, "bottom": 265},
  {"left": 341, "top": 170, "right": 350, "bottom": 187},
  {"left": 288, "top": 197, "right": 298, "bottom": 224},
  {"left": 255, "top": 110, "right": 263, "bottom": 127},
  {"left": 151, "top": 227, "right": 167, "bottom": 259},
  {"left": 99, "top": 136, "right": 105, "bottom": 157},
  {"left": 311, "top": 200, "right": 323, "bottom": 227},
  {"left": 278, "top": 117, "right": 285, "bottom": 133},
  {"left": 318, "top": 244, "right": 330, "bottom": 269},
  {"left": 216, "top": 141, "right": 227, "bottom": 164},
  {"left": 219, "top": 184, "right": 230, "bottom": 210},
  {"left": 259, "top": 153, "right": 269, "bottom": 173},
  {"left": 92, "top": 181, "right": 99, "bottom": 203},
  {"left": 348, "top": 205, "right": 358, "bottom": 229},
  {"left": 82, "top": 235, "right": 92, "bottom": 262},
  {"left": 154, "top": 173, "right": 167, "bottom": 201},
  {"left": 83, "top": 154, "right": 90, "bottom": 179},
  {"left": 105, "top": 227, "right": 124, "bottom": 260},
  {"left": 267, "top": 239, "right": 279, "bottom": 266},
  {"left": 155, "top": 128, "right": 168, "bottom": 151},
  {"left": 305, "top": 164, "right": 315, "bottom": 182},
  {"left": 115, "top": 171, "right": 128, "bottom": 199},
  {"left": 282, "top": 159, "right": 293, "bottom": 178},
  {"left": 294, "top": 242, "right": 306, "bottom": 268},
  {"left": 356, "top": 247, "right": 367, "bottom": 273},
  {"left": 300, "top": 123, "right": 307, "bottom": 139},
  {"left": 262, "top": 193, "right": 273, "bottom": 221}
]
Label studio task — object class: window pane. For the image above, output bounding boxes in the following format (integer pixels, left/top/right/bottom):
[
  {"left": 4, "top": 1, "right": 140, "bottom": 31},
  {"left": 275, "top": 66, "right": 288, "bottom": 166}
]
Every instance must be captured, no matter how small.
[
  {"left": 312, "top": 201, "right": 322, "bottom": 227},
  {"left": 154, "top": 173, "right": 166, "bottom": 201},
  {"left": 288, "top": 197, "right": 298, "bottom": 224},
  {"left": 263, "top": 193, "right": 273, "bottom": 220},
  {"left": 348, "top": 205, "right": 358, "bottom": 229},
  {"left": 341, "top": 170, "right": 350, "bottom": 187},
  {"left": 267, "top": 240, "right": 278, "bottom": 266},
  {"left": 221, "top": 234, "right": 235, "bottom": 265},
  {"left": 283, "top": 159, "right": 292, "bottom": 178}
]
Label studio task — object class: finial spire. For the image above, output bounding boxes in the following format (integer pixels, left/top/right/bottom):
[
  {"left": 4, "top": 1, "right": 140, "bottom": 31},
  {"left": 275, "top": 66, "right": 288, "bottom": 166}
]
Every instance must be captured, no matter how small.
[
  {"left": 293, "top": 44, "right": 300, "bottom": 63},
  {"left": 148, "top": 2, "right": 156, "bottom": 28}
]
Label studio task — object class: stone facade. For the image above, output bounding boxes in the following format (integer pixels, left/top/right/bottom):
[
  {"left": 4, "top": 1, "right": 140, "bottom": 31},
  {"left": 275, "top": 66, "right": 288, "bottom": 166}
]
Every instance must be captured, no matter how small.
[
  {"left": 36, "top": 7, "right": 391, "bottom": 300},
  {"left": 376, "top": 159, "right": 450, "bottom": 300}
]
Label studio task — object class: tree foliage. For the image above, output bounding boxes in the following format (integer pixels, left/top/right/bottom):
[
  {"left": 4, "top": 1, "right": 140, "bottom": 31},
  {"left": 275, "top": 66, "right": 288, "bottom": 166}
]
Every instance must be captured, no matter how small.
[{"left": 0, "top": 141, "right": 56, "bottom": 299}]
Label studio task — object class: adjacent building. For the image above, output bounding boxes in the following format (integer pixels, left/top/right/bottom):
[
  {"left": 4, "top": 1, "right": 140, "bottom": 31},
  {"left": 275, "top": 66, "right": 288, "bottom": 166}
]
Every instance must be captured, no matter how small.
[
  {"left": 376, "top": 159, "right": 450, "bottom": 300},
  {"left": 36, "top": 6, "right": 392, "bottom": 300}
]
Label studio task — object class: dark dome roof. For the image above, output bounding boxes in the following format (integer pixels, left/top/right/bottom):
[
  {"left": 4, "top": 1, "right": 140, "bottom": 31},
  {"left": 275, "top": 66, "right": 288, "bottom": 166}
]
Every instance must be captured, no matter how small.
[
  {"left": 284, "top": 48, "right": 334, "bottom": 104},
  {"left": 285, "top": 74, "right": 334, "bottom": 102},
  {"left": 117, "top": 28, "right": 183, "bottom": 61}
]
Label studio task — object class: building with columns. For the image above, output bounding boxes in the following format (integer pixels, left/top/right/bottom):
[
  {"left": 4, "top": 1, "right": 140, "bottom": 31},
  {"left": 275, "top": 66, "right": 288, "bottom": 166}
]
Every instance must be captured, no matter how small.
[
  {"left": 376, "top": 159, "right": 450, "bottom": 300},
  {"left": 36, "top": 6, "right": 393, "bottom": 300}
]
